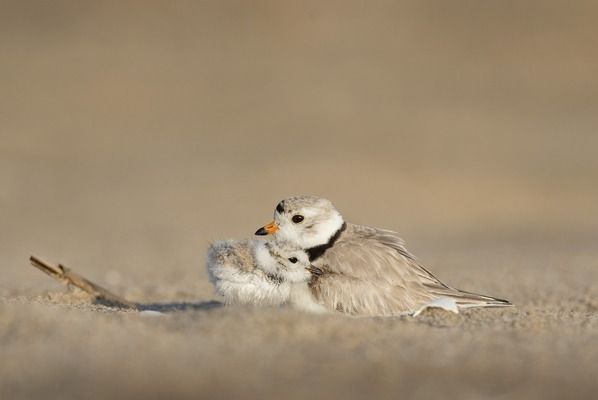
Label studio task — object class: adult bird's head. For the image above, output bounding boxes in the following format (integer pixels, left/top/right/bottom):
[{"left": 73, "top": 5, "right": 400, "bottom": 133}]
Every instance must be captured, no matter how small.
[{"left": 255, "top": 195, "right": 344, "bottom": 249}]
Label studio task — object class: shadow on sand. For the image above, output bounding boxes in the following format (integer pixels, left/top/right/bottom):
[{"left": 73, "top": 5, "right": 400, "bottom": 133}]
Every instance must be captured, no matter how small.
[
  {"left": 136, "top": 300, "right": 223, "bottom": 313},
  {"left": 28, "top": 255, "right": 224, "bottom": 313}
]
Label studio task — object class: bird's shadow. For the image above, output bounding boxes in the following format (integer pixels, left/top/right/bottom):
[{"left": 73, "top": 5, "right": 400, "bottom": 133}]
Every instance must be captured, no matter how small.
[
  {"left": 28, "top": 254, "right": 225, "bottom": 314},
  {"left": 135, "top": 300, "right": 223, "bottom": 313}
]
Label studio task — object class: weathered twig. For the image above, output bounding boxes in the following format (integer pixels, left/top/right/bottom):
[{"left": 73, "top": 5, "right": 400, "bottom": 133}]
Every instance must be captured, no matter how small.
[{"left": 29, "top": 256, "right": 137, "bottom": 310}]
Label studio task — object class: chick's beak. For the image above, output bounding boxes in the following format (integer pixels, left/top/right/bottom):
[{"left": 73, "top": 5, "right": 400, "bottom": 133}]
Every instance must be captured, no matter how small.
[{"left": 255, "top": 221, "right": 279, "bottom": 236}]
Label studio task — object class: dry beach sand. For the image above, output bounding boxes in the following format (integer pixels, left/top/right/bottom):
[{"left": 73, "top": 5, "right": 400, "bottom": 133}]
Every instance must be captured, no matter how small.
[{"left": 1, "top": 1, "right": 598, "bottom": 399}]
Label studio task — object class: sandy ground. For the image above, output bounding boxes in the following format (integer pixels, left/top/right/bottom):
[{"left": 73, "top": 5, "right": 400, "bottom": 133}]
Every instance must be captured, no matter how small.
[{"left": 1, "top": 1, "right": 598, "bottom": 399}]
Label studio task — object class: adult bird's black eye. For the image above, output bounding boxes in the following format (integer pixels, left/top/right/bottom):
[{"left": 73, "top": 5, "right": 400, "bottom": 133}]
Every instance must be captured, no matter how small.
[
  {"left": 292, "top": 215, "right": 304, "bottom": 223},
  {"left": 276, "top": 202, "right": 284, "bottom": 214},
  {"left": 288, "top": 257, "right": 298, "bottom": 264}
]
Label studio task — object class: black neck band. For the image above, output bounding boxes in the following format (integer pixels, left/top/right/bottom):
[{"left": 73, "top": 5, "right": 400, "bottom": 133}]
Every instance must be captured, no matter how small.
[{"left": 306, "top": 222, "right": 347, "bottom": 261}]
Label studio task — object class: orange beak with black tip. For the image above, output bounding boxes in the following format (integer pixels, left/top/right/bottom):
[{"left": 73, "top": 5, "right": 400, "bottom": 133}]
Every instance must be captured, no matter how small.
[{"left": 255, "top": 221, "right": 279, "bottom": 236}]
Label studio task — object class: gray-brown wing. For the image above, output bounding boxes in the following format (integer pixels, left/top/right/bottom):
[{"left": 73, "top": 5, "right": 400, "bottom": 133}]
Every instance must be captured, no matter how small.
[
  {"left": 310, "top": 224, "right": 510, "bottom": 315},
  {"left": 308, "top": 224, "right": 442, "bottom": 314},
  {"left": 314, "top": 224, "right": 449, "bottom": 289},
  {"left": 309, "top": 273, "right": 436, "bottom": 315}
]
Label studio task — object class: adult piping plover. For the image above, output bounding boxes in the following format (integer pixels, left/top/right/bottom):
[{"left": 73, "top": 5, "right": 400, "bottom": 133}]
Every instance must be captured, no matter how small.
[
  {"left": 255, "top": 195, "right": 511, "bottom": 316},
  {"left": 207, "top": 238, "right": 326, "bottom": 312}
]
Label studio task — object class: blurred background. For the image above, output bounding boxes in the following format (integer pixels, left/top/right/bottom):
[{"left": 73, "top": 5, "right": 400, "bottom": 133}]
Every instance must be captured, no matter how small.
[
  {"left": 2, "top": 1, "right": 597, "bottom": 292},
  {"left": 2, "top": 0, "right": 598, "bottom": 293}
]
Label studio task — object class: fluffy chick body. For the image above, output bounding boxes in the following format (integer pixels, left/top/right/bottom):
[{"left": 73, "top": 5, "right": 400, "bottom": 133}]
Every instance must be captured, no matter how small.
[{"left": 207, "top": 238, "right": 326, "bottom": 312}]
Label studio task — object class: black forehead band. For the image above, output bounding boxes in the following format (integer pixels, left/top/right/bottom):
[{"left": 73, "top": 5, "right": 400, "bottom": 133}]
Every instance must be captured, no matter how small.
[{"left": 276, "top": 201, "right": 285, "bottom": 214}]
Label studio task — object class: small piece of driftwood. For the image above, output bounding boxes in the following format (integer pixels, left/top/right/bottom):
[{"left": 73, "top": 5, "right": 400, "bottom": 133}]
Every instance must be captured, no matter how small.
[{"left": 29, "top": 256, "right": 137, "bottom": 310}]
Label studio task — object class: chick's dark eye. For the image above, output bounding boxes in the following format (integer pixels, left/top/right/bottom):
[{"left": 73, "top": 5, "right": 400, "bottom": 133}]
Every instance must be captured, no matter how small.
[
  {"left": 288, "top": 257, "right": 298, "bottom": 264},
  {"left": 292, "top": 215, "right": 304, "bottom": 223}
]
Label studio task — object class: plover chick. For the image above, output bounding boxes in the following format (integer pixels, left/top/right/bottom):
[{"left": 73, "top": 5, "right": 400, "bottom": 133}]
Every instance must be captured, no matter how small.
[
  {"left": 255, "top": 195, "right": 512, "bottom": 316},
  {"left": 207, "top": 238, "right": 324, "bottom": 312}
]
